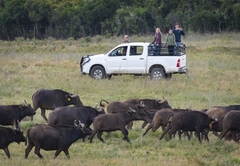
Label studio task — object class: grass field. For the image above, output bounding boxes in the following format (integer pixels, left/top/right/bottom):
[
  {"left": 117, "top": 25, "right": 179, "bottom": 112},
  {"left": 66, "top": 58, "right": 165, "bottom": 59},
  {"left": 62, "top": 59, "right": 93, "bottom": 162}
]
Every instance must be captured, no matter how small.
[{"left": 0, "top": 33, "right": 240, "bottom": 166}]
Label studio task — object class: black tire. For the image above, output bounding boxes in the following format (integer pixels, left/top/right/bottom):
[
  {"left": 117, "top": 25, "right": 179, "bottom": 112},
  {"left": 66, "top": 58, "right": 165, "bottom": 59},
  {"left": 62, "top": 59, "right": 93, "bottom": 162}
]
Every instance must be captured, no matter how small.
[
  {"left": 150, "top": 67, "right": 166, "bottom": 80},
  {"left": 90, "top": 66, "right": 106, "bottom": 79}
]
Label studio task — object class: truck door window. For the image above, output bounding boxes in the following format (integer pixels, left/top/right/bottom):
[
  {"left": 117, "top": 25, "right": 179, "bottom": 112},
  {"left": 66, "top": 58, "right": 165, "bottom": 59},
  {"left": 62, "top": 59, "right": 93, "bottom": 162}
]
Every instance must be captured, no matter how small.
[
  {"left": 130, "top": 46, "right": 143, "bottom": 56},
  {"left": 109, "top": 46, "right": 127, "bottom": 57}
]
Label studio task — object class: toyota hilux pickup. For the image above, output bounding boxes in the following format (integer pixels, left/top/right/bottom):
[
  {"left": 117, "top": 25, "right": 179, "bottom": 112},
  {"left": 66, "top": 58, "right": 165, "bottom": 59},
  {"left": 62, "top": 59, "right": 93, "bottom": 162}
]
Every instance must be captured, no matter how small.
[{"left": 80, "top": 42, "right": 188, "bottom": 79}]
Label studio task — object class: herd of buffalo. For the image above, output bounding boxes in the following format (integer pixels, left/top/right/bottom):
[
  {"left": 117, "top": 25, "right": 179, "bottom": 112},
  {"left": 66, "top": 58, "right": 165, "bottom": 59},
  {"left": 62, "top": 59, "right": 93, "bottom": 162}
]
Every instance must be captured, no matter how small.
[{"left": 1, "top": 88, "right": 240, "bottom": 159}]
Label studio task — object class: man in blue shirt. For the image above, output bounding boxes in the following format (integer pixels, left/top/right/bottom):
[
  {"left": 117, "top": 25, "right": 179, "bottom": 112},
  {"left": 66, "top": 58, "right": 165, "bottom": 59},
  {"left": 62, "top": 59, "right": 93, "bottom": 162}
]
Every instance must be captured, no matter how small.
[{"left": 173, "top": 22, "right": 185, "bottom": 47}]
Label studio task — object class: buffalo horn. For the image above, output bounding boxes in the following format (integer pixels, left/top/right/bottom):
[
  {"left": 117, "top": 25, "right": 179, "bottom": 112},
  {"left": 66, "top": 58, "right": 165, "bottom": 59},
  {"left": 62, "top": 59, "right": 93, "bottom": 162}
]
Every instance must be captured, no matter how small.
[
  {"left": 74, "top": 120, "right": 78, "bottom": 127},
  {"left": 23, "top": 99, "right": 28, "bottom": 106},
  {"left": 78, "top": 120, "right": 85, "bottom": 128},
  {"left": 70, "top": 94, "right": 78, "bottom": 98},
  {"left": 140, "top": 101, "right": 146, "bottom": 107},
  {"left": 158, "top": 96, "right": 166, "bottom": 104},
  {"left": 94, "top": 103, "right": 98, "bottom": 109},
  {"left": 129, "top": 106, "right": 136, "bottom": 113},
  {"left": 13, "top": 120, "right": 17, "bottom": 130},
  {"left": 17, "top": 120, "right": 22, "bottom": 131}
]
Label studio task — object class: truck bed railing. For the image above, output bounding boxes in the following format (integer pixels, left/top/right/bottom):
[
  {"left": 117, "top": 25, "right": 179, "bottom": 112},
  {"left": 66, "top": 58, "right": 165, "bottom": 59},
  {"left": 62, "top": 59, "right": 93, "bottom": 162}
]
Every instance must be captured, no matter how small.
[{"left": 148, "top": 43, "right": 186, "bottom": 56}]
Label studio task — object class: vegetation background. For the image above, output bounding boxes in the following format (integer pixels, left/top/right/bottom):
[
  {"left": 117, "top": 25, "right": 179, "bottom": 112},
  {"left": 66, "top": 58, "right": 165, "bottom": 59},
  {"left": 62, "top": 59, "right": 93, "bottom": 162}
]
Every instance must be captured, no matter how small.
[
  {"left": 1, "top": 0, "right": 240, "bottom": 40},
  {"left": 0, "top": 33, "right": 240, "bottom": 165}
]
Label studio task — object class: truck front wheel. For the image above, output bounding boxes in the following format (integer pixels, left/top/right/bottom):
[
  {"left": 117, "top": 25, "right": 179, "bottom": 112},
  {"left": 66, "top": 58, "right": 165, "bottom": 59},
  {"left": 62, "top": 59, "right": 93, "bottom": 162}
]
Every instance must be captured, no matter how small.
[
  {"left": 90, "top": 66, "right": 106, "bottom": 79},
  {"left": 150, "top": 68, "right": 166, "bottom": 79}
]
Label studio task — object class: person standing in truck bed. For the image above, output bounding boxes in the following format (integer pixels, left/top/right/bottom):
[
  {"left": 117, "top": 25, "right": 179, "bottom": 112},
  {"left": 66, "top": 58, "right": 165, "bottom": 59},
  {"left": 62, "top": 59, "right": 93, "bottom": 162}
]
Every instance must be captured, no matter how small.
[
  {"left": 165, "top": 28, "right": 176, "bottom": 55},
  {"left": 151, "top": 27, "right": 162, "bottom": 56},
  {"left": 173, "top": 22, "right": 185, "bottom": 47},
  {"left": 122, "top": 35, "right": 130, "bottom": 43}
]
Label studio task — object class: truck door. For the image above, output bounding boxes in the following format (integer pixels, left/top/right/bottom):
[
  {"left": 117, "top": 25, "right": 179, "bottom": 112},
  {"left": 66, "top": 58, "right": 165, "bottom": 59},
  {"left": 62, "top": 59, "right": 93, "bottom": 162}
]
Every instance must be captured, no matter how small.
[
  {"left": 126, "top": 46, "right": 146, "bottom": 73},
  {"left": 106, "top": 46, "right": 128, "bottom": 73}
]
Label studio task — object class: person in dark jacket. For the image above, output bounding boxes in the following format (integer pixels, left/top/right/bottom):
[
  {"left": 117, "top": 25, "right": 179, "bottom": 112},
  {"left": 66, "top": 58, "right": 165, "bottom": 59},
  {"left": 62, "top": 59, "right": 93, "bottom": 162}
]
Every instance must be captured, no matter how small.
[
  {"left": 173, "top": 22, "right": 185, "bottom": 47},
  {"left": 151, "top": 27, "right": 162, "bottom": 56}
]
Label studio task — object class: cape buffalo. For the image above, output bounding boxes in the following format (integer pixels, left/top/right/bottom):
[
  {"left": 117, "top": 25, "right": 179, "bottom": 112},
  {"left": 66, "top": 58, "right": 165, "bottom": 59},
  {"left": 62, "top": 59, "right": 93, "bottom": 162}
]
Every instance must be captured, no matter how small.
[
  {"left": 159, "top": 111, "right": 218, "bottom": 143},
  {"left": 89, "top": 107, "right": 143, "bottom": 143},
  {"left": 32, "top": 89, "right": 83, "bottom": 122},
  {"left": 25, "top": 120, "right": 92, "bottom": 159},
  {"left": 219, "top": 110, "right": 240, "bottom": 142},
  {"left": 0, "top": 121, "right": 25, "bottom": 159},
  {"left": 0, "top": 100, "right": 35, "bottom": 128}
]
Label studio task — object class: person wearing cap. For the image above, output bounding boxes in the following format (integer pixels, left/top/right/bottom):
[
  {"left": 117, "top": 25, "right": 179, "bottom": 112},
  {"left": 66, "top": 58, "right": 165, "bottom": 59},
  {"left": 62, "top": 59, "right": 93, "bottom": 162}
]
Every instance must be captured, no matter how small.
[
  {"left": 173, "top": 22, "right": 185, "bottom": 47},
  {"left": 122, "top": 35, "right": 130, "bottom": 43}
]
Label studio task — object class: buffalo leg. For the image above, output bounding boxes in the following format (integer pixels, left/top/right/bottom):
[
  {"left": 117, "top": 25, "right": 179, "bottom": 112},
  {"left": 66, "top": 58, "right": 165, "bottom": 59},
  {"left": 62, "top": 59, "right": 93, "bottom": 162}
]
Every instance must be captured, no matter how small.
[
  {"left": 34, "top": 145, "right": 43, "bottom": 158},
  {"left": 143, "top": 124, "right": 153, "bottom": 136},
  {"left": 168, "top": 128, "right": 178, "bottom": 140},
  {"left": 63, "top": 149, "right": 70, "bottom": 159},
  {"left": 184, "top": 131, "right": 191, "bottom": 141},
  {"left": 41, "top": 108, "right": 48, "bottom": 122},
  {"left": 141, "top": 121, "right": 148, "bottom": 129},
  {"left": 89, "top": 130, "right": 98, "bottom": 143},
  {"left": 212, "top": 131, "right": 220, "bottom": 137},
  {"left": 120, "top": 128, "right": 130, "bottom": 142},
  {"left": 219, "top": 129, "right": 230, "bottom": 140},
  {"left": 159, "top": 125, "right": 171, "bottom": 140},
  {"left": 231, "top": 131, "right": 238, "bottom": 142},
  {"left": 25, "top": 143, "right": 34, "bottom": 159},
  {"left": 97, "top": 131, "right": 105, "bottom": 143},
  {"left": 195, "top": 130, "right": 202, "bottom": 143},
  {"left": 3, "top": 147, "right": 11, "bottom": 159},
  {"left": 53, "top": 149, "right": 64, "bottom": 159},
  {"left": 177, "top": 130, "right": 190, "bottom": 140},
  {"left": 201, "top": 130, "right": 209, "bottom": 142}
]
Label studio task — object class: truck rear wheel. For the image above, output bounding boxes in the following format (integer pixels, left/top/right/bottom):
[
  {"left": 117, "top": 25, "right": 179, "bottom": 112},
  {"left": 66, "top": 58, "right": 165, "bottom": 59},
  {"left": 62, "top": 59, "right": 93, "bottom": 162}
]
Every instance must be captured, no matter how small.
[
  {"left": 90, "top": 66, "right": 106, "bottom": 79},
  {"left": 150, "top": 68, "right": 166, "bottom": 79}
]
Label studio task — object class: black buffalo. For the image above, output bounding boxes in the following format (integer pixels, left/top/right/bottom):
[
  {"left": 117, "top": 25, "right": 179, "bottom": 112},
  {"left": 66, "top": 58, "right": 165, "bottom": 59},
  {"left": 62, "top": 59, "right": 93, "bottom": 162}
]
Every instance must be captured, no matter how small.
[
  {"left": 48, "top": 105, "right": 105, "bottom": 129},
  {"left": 0, "top": 100, "right": 35, "bottom": 128},
  {"left": 90, "top": 107, "right": 143, "bottom": 143},
  {"left": 159, "top": 111, "right": 218, "bottom": 143},
  {"left": 32, "top": 89, "right": 83, "bottom": 122},
  {"left": 25, "top": 120, "right": 92, "bottom": 159},
  {"left": 0, "top": 121, "right": 25, "bottom": 158}
]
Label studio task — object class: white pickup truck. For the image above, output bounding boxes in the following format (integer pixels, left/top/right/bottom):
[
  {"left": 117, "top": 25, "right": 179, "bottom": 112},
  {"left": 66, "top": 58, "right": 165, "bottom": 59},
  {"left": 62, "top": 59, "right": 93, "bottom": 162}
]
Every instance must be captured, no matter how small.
[{"left": 80, "top": 42, "right": 188, "bottom": 79}]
